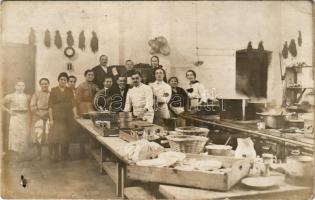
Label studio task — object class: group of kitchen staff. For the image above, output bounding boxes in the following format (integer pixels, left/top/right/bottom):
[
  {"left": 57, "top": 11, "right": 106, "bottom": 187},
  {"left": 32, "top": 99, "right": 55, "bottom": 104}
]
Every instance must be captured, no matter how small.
[
  {"left": 2, "top": 54, "right": 210, "bottom": 162},
  {"left": 90, "top": 55, "right": 210, "bottom": 125}
]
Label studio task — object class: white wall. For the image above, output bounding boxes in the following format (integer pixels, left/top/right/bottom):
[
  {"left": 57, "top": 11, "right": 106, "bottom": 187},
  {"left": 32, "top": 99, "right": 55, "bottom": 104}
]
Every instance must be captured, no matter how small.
[{"left": 1, "top": 1, "right": 313, "bottom": 104}]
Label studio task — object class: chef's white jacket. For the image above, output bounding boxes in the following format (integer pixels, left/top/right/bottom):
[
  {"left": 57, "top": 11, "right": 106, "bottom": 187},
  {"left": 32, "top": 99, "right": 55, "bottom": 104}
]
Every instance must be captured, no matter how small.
[{"left": 124, "top": 83, "right": 154, "bottom": 122}]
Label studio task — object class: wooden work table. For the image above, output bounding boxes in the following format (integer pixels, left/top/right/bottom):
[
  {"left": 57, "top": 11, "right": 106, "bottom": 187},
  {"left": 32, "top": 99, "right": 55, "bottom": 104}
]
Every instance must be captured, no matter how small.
[
  {"left": 75, "top": 118, "right": 313, "bottom": 199},
  {"left": 76, "top": 118, "right": 129, "bottom": 163},
  {"left": 75, "top": 118, "right": 163, "bottom": 197},
  {"left": 76, "top": 118, "right": 129, "bottom": 197}
]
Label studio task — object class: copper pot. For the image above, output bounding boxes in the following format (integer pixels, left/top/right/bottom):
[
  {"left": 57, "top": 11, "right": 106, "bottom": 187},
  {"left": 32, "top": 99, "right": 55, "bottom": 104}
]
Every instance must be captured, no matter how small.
[{"left": 257, "top": 113, "right": 286, "bottom": 129}]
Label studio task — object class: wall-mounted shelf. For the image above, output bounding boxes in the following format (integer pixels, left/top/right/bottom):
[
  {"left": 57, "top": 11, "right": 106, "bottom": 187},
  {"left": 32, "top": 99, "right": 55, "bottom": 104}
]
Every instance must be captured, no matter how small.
[{"left": 284, "top": 65, "right": 313, "bottom": 105}]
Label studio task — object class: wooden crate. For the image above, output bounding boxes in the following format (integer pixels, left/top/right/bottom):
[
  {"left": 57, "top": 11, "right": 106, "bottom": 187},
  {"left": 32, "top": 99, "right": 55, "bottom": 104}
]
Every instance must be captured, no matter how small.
[
  {"left": 93, "top": 125, "right": 119, "bottom": 137},
  {"left": 126, "top": 154, "right": 251, "bottom": 191}
]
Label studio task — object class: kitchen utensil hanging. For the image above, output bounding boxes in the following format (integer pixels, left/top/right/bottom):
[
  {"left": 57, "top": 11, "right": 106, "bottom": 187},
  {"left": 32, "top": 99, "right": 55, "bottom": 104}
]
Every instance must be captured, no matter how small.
[
  {"left": 66, "top": 30, "right": 74, "bottom": 47},
  {"left": 193, "top": 3, "right": 203, "bottom": 67},
  {"left": 90, "top": 31, "right": 98, "bottom": 53},
  {"left": 289, "top": 39, "right": 297, "bottom": 57},
  {"left": 44, "top": 30, "right": 51, "bottom": 48},
  {"left": 298, "top": 31, "right": 302, "bottom": 46},
  {"left": 282, "top": 41, "right": 288, "bottom": 59},
  {"left": 54, "top": 30, "right": 62, "bottom": 49},
  {"left": 78, "top": 30, "right": 86, "bottom": 51},
  {"left": 258, "top": 41, "right": 264, "bottom": 51},
  {"left": 247, "top": 41, "right": 253, "bottom": 51}
]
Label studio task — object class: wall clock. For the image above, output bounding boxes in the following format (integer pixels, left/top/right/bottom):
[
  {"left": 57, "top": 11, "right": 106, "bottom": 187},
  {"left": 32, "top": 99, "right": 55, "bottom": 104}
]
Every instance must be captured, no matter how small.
[{"left": 64, "top": 47, "right": 75, "bottom": 58}]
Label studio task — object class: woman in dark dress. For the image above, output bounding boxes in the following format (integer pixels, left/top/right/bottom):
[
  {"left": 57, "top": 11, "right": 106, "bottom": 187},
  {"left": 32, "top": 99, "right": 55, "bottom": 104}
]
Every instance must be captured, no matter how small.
[
  {"left": 168, "top": 77, "right": 188, "bottom": 116},
  {"left": 48, "top": 72, "right": 79, "bottom": 161}
]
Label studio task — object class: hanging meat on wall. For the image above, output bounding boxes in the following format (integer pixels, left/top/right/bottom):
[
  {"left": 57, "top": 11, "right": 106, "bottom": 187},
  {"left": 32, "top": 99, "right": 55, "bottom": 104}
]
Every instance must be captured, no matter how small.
[
  {"left": 28, "top": 28, "right": 36, "bottom": 45},
  {"left": 44, "top": 30, "right": 51, "bottom": 48},
  {"left": 288, "top": 39, "right": 297, "bottom": 57},
  {"left": 91, "top": 31, "right": 98, "bottom": 53},
  {"left": 67, "top": 31, "right": 74, "bottom": 47},
  {"left": 298, "top": 31, "right": 302, "bottom": 47},
  {"left": 258, "top": 41, "right": 264, "bottom": 51},
  {"left": 247, "top": 41, "right": 253, "bottom": 51},
  {"left": 54, "top": 30, "right": 62, "bottom": 49},
  {"left": 78, "top": 30, "right": 86, "bottom": 50},
  {"left": 282, "top": 41, "right": 288, "bottom": 59}
]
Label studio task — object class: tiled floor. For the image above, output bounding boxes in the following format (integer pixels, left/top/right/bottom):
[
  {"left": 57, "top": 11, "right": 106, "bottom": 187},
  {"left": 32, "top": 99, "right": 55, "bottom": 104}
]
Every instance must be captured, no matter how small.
[{"left": 1, "top": 145, "right": 117, "bottom": 199}]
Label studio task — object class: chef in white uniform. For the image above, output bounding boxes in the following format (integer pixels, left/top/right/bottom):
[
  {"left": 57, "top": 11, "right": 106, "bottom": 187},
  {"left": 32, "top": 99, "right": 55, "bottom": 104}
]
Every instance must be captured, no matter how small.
[
  {"left": 149, "top": 68, "right": 172, "bottom": 125},
  {"left": 124, "top": 71, "right": 154, "bottom": 123}
]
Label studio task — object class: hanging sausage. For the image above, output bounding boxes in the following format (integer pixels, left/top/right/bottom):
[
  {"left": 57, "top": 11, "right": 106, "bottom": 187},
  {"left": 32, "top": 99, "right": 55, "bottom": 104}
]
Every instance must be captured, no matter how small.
[
  {"left": 66, "top": 30, "right": 74, "bottom": 47},
  {"left": 258, "top": 41, "right": 264, "bottom": 51},
  {"left": 247, "top": 41, "right": 253, "bottom": 51},
  {"left": 44, "top": 30, "right": 51, "bottom": 48},
  {"left": 288, "top": 39, "right": 297, "bottom": 57},
  {"left": 28, "top": 28, "right": 36, "bottom": 45},
  {"left": 78, "top": 30, "right": 86, "bottom": 51},
  {"left": 90, "top": 31, "right": 98, "bottom": 53},
  {"left": 54, "top": 30, "right": 62, "bottom": 49},
  {"left": 298, "top": 31, "right": 302, "bottom": 47},
  {"left": 282, "top": 41, "right": 288, "bottom": 59}
]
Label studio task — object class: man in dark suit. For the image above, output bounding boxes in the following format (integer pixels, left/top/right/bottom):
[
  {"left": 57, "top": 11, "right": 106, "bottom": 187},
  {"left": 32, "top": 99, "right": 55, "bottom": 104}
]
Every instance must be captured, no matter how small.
[
  {"left": 92, "top": 55, "right": 119, "bottom": 89},
  {"left": 94, "top": 77, "right": 115, "bottom": 111},
  {"left": 110, "top": 76, "right": 129, "bottom": 112}
]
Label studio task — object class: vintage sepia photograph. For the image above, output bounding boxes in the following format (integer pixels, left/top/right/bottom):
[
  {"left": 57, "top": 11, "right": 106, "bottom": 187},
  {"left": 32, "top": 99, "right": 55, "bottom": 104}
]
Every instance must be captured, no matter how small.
[{"left": 0, "top": 1, "right": 314, "bottom": 199}]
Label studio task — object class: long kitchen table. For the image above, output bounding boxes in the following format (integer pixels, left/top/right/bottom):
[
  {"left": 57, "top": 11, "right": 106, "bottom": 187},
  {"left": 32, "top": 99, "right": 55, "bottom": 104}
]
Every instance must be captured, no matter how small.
[
  {"left": 76, "top": 118, "right": 313, "bottom": 199},
  {"left": 76, "top": 118, "right": 130, "bottom": 197}
]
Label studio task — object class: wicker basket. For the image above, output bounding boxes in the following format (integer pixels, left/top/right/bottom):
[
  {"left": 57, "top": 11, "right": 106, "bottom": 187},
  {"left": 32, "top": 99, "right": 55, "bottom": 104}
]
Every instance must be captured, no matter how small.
[
  {"left": 166, "top": 135, "right": 208, "bottom": 154},
  {"left": 175, "top": 126, "right": 209, "bottom": 137}
]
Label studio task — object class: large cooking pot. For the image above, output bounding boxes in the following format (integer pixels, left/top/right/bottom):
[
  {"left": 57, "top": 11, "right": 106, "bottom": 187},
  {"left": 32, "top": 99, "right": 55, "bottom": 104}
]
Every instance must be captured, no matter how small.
[
  {"left": 118, "top": 112, "right": 133, "bottom": 129},
  {"left": 257, "top": 112, "right": 286, "bottom": 129}
]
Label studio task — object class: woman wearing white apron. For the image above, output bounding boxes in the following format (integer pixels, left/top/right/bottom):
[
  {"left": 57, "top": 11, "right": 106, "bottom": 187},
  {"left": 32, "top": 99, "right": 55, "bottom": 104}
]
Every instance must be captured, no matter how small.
[
  {"left": 186, "top": 70, "right": 209, "bottom": 109},
  {"left": 2, "top": 81, "right": 31, "bottom": 153},
  {"left": 149, "top": 68, "right": 172, "bottom": 125}
]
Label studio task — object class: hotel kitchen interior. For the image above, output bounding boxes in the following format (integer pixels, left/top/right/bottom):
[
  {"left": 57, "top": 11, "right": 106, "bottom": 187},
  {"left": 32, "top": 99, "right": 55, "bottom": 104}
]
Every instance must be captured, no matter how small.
[{"left": 1, "top": 1, "right": 314, "bottom": 199}]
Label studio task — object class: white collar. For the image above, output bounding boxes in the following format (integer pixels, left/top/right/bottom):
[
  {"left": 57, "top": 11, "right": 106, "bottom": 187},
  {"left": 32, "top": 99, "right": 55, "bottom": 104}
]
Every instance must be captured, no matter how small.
[
  {"left": 156, "top": 80, "right": 164, "bottom": 85},
  {"left": 134, "top": 83, "right": 142, "bottom": 88}
]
